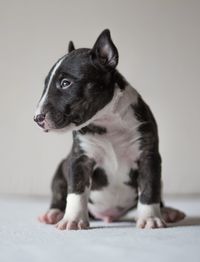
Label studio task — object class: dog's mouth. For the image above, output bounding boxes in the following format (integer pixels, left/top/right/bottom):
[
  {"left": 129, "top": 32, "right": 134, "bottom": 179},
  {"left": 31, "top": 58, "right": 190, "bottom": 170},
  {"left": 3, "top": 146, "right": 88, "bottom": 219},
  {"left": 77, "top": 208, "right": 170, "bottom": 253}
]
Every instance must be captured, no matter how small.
[
  {"left": 34, "top": 114, "right": 52, "bottom": 132},
  {"left": 34, "top": 113, "right": 75, "bottom": 133},
  {"left": 34, "top": 111, "right": 91, "bottom": 134},
  {"left": 36, "top": 121, "right": 50, "bottom": 132}
]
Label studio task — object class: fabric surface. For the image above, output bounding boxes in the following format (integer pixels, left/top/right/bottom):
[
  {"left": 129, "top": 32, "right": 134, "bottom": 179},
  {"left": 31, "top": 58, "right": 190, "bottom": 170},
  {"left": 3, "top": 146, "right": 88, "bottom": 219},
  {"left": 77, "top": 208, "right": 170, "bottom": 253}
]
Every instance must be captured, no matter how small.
[{"left": 0, "top": 195, "right": 199, "bottom": 262}]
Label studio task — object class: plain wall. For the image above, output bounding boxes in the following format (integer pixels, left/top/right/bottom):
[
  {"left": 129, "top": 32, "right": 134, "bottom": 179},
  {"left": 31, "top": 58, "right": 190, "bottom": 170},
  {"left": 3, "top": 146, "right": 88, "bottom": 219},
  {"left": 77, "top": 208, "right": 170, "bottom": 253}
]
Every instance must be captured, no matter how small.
[{"left": 0, "top": 0, "right": 199, "bottom": 196}]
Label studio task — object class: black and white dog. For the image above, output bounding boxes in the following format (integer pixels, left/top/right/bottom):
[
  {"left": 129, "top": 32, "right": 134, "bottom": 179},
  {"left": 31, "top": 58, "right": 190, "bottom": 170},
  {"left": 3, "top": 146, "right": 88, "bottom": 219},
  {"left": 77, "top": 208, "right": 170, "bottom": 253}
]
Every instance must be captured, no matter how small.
[{"left": 34, "top": 29, "right": 185, "bottom": 230}]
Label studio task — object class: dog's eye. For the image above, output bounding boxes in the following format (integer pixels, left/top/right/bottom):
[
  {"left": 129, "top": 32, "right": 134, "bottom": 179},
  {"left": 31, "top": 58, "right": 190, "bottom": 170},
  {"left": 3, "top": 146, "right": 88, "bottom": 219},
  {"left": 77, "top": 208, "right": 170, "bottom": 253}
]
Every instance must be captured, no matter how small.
[{"left": 60, "top": 79, "right": 72, "bottom": 89}]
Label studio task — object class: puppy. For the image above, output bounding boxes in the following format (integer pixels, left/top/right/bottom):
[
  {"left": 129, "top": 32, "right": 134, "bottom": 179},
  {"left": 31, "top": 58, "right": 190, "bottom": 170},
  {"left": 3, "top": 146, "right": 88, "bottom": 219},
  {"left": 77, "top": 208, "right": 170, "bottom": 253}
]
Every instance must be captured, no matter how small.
[{"left": 34, "top": 29, "right": 185, "bottom": 230}]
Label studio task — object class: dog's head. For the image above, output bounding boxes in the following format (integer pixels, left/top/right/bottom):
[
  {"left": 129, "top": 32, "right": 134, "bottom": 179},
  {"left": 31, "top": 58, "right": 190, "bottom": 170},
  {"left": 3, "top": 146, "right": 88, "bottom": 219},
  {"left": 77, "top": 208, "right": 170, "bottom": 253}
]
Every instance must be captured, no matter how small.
[{"left": 34, "top": 29, "right": 119, "bottom": 132}]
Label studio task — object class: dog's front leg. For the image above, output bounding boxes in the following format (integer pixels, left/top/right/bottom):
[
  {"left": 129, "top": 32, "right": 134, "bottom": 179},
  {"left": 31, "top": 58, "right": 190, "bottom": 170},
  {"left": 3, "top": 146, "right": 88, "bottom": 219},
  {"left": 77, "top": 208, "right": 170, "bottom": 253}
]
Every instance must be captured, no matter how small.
[
  {"left": 55, "top": 155, "right": 94, "bottom": 230},
  {"left": 136, "top": 152, "right": 166, "bottom": 229}
]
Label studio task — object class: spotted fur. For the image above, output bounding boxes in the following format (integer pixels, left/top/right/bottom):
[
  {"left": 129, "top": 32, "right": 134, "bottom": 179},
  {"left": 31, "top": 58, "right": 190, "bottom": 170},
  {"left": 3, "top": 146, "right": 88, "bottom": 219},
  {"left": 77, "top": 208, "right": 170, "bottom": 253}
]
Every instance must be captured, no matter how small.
[{"left": 35, "top": 29, "right": 168, "bottom": 229}]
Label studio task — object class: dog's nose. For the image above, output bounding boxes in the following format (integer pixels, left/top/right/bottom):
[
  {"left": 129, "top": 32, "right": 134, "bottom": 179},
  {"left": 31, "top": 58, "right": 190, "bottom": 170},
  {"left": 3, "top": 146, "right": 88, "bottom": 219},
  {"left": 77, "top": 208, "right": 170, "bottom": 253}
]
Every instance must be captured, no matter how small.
[{"left": 34, "top": 114, "right": 45, "bottom": 123}]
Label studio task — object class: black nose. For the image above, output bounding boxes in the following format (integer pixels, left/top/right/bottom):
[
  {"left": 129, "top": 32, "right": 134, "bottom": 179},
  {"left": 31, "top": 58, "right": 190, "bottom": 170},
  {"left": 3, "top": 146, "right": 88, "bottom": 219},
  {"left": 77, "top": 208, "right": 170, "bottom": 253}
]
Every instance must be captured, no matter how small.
[{"left": 34, "top": 114, "right": 45, "bottom": 123}]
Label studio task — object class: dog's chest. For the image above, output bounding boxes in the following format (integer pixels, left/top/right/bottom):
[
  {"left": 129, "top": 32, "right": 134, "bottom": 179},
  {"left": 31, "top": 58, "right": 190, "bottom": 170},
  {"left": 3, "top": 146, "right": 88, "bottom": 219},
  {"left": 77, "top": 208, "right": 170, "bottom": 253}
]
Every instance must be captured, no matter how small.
[{"left": 78, "top": 108, "right": 141, "bottom": 219}]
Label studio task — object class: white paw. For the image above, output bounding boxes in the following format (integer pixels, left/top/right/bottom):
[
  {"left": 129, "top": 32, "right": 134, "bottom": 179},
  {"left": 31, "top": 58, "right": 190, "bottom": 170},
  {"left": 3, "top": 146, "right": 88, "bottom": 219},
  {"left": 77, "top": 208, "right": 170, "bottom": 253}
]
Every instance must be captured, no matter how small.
[
  {"left": 136, "top": 217, "right": 167, "bottom": 229},
  {"left": 38, "top": 209, "right": 64, "bottom": 224},
  {"left": 55, "top": 218, "right": 89, "bottom": 230}
]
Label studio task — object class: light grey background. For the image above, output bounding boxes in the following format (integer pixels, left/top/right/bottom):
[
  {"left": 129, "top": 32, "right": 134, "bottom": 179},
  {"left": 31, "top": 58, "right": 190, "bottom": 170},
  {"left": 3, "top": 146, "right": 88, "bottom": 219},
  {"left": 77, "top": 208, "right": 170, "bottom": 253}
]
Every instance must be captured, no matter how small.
[{"left": 0, "top": 0, "right": 199, "bottom": 196}]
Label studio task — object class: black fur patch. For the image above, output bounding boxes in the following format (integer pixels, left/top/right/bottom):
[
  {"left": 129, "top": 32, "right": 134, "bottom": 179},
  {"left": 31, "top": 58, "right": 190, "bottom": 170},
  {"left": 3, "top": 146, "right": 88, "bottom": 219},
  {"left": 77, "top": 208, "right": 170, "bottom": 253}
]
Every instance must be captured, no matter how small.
[
  {"left": 91, "top": 167, "right": 109, "bottom": 190},
  {"left": 124, "top": 169, "right": 139, "bottom": 188},
  {"left": 66, "top": 133, "right": 95, "bottom": 194},
  {"left": 50, "top": 159, "right": 68, "bottom": 211},
  {"left": 131, "top": 96, "right": 159, "bottom": 148},
  {"left": 114, "top": 71, "right": 127, "bottom": 90},
  {"left": 132, "top": 96, "right": 162, "bottom": 205}
]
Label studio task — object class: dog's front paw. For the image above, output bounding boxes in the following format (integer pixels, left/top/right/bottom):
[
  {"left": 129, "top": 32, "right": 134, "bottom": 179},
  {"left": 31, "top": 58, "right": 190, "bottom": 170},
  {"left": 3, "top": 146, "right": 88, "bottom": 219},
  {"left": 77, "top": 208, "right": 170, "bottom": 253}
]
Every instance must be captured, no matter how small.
[
  {"left": 55, "top": 218, "right": 89, "bottom": 230},
  {"left": 38, "top": 209, "right": 64, "bottom": 224},
  {"left": 136, "top": 217, "right": 167, "bottom": 229}
]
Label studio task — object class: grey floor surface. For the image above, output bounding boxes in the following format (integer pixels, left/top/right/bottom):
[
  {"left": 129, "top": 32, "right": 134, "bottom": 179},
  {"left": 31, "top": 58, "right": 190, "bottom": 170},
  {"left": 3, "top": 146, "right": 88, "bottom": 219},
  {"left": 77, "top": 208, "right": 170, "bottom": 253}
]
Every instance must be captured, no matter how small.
[{"left": 0, "top": 195, "right": 200, "bottom": 262}]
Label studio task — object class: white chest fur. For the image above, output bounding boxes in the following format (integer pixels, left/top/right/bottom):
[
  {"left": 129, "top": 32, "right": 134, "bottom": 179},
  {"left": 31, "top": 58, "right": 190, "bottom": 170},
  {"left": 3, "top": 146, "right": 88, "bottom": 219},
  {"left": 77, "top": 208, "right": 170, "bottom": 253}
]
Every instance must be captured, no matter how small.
[{"left": 78, "top": 85, "right": 142, "bottom": 219}]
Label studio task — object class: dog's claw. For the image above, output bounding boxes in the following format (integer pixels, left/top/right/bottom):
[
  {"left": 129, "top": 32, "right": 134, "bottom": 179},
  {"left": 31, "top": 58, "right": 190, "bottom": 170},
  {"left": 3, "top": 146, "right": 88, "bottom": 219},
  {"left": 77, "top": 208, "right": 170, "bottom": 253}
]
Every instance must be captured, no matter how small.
[
  {"left": 55, "top": 219, "right": 89, "bottom": 230},
  {"left": 137, "top": 217, "right": 167, "bottom": 229}
]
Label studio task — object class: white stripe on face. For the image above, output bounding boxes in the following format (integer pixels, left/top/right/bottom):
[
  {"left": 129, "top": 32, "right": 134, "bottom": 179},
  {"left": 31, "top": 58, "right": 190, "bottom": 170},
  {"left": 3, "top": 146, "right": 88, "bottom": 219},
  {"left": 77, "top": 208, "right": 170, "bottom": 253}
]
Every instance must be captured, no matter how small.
[{"left": 35, "top": 55, "right": 67, "bottom": 116}]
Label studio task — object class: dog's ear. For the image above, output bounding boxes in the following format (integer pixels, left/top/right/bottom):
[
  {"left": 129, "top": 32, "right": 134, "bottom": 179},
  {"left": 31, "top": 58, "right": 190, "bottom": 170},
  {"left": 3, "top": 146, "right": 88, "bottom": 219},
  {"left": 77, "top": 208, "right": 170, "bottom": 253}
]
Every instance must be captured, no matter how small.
[
  {"left": 91, "top": 29, "right": 118, "bottom": 69},
  {"left": 68, "top": 41, "right": 75, "bottom": 53}
]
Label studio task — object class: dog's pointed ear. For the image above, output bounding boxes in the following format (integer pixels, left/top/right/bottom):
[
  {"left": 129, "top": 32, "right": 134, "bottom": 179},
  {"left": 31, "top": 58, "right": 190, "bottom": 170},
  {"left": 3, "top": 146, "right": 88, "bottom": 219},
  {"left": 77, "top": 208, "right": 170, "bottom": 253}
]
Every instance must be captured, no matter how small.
[
  {"left": 91, "top": 29, "right": 118, "bottom": 69},
  {"left": 68, "top": 41, "right": 75, "bottom": 53}
]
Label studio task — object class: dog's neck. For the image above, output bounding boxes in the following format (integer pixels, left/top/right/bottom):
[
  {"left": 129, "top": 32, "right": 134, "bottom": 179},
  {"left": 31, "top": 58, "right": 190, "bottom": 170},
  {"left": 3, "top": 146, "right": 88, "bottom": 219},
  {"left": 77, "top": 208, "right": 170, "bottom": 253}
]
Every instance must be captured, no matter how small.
[
  {"left": 70, "top": 77, "right": 139, "bottom": 134},
  {"left": 90, "top": 82, "right": 139, "bottom": 129}
]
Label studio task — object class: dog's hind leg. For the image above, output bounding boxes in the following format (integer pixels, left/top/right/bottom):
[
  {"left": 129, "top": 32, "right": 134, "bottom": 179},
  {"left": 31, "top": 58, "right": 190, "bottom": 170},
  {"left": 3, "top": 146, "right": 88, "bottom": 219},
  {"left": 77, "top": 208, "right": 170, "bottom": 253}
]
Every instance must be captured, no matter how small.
[
  {"left": 38, "top": 159, "right": 68, "bottom": 224},
  {"left": 160, "top": 194, "right": 185, "bottom": 223},
  {"left": 161, "top": 205, "right": 186, "bottom": 223}
]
